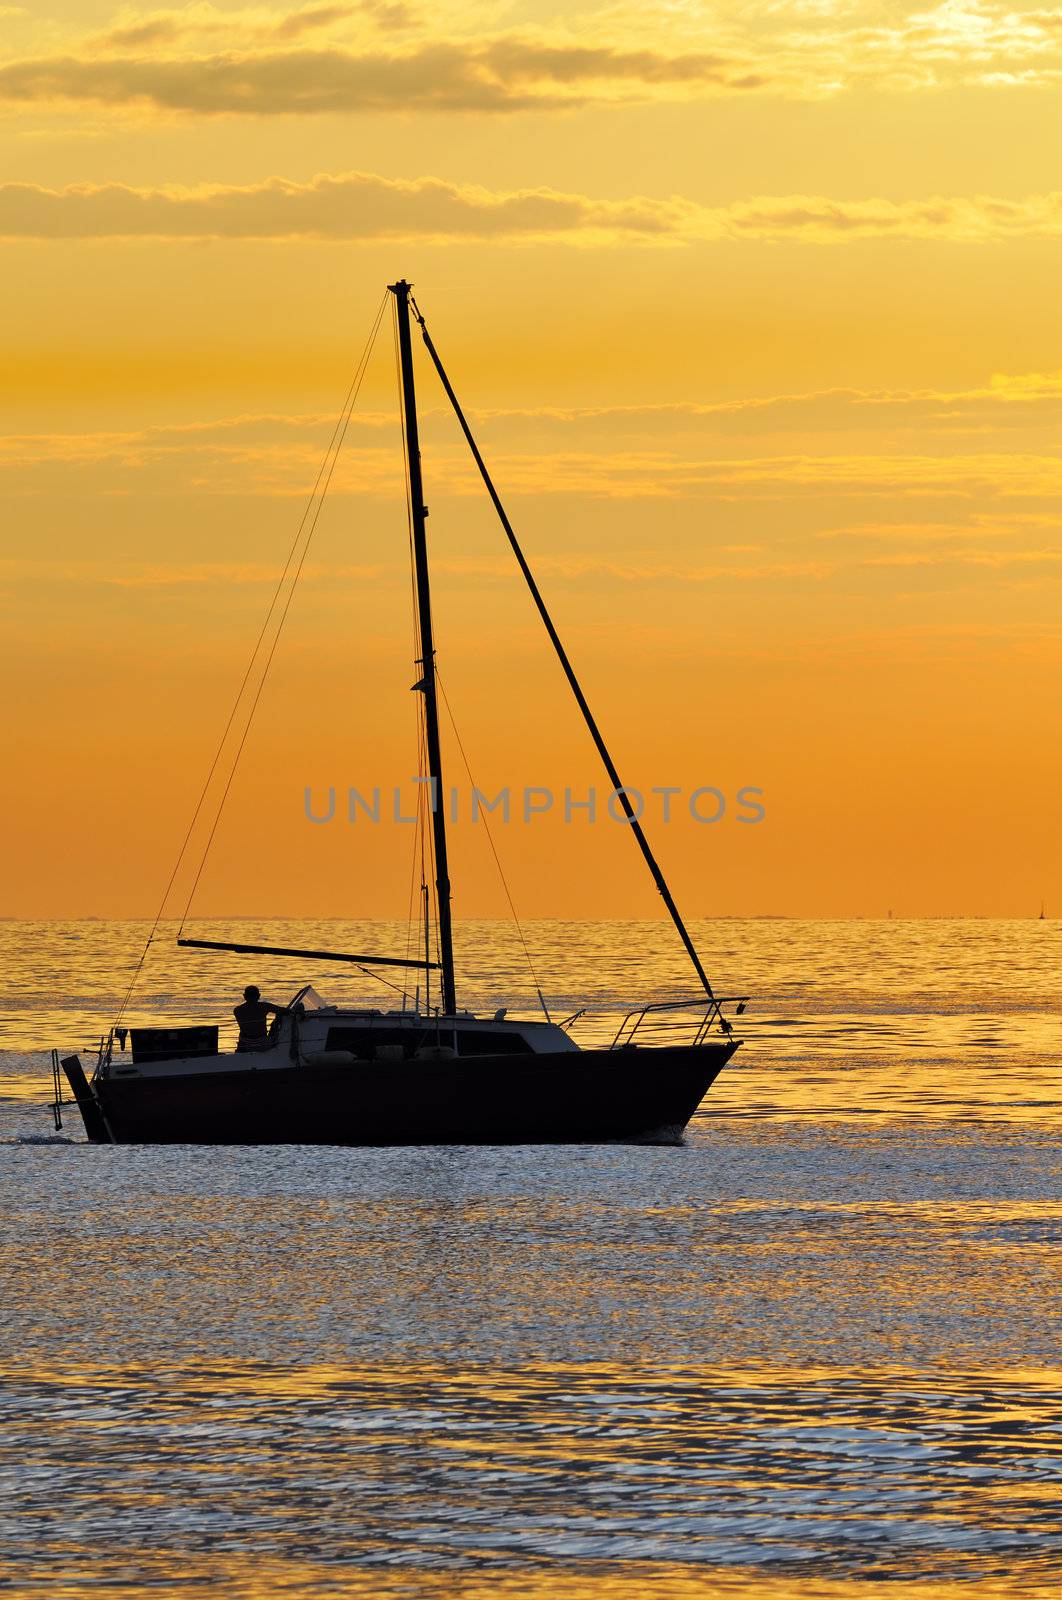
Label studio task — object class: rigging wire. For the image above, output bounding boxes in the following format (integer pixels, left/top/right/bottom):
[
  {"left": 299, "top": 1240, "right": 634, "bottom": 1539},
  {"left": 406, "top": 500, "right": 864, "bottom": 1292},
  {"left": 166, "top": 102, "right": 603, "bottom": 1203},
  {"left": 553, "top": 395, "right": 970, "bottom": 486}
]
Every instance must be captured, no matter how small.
[
  {"left": 435, "top": 669, "right": 551, "bottom": 1023},
  {"left": 113, "top": 292, "right": 389, "bottom": 1030},
  {"left": 419, "top": 719, "right": 440, "bottom": 1013},
  {"left": 404, "top": 707, "right": 432, "bottom": 1011},
  {"left": 410, "top": 294, "right": 714, "bottom": 1001},
  {"left": 175, "top": 296, "right": 389, "bottom": 936},
  {"left": 429, "top": 783, "right": 443, "bottom": 1013},
  {"left": 290, "top": 963, "right": 406, "bottom": 998},
  {"left": 400, "top": 710, "right": 431, "bottom": 1008},
  {"left": 401, "top": 800, "right": 419, "bottom": 1008},
  {"left": 352, "top": 961, "right": 406, "bottom": 998},
  {"left": 423, "top": 709, "right": 444, "bottom": 1014}
]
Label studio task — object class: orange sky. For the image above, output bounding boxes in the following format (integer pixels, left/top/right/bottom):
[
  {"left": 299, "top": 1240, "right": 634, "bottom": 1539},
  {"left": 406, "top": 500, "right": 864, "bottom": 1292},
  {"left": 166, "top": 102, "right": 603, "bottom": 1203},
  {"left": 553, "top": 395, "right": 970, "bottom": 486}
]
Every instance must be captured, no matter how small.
[{"left": 2, "top": 0, "right": 1060, "bottom": 918}]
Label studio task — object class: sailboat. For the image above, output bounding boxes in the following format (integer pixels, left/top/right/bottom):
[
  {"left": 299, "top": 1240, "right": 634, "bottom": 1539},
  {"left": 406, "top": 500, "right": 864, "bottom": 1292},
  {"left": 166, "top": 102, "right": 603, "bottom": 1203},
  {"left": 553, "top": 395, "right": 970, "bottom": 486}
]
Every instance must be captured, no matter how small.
[{"left": 55, "top": 281, "right": 747, "bottom": 1146}]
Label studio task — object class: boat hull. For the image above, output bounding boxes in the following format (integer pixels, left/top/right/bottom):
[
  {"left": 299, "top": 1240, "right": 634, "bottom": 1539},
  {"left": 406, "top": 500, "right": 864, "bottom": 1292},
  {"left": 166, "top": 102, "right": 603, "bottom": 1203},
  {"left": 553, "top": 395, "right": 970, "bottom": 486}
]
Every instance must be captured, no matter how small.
[{"left": 83, "top": 1042, "right": 739, "bottom": 1146}]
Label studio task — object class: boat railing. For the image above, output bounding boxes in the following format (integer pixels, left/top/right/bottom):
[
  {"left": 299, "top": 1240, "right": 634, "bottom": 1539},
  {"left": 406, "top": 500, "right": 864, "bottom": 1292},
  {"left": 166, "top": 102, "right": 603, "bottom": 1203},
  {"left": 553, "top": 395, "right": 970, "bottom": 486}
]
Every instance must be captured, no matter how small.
[
  {"left": 51, "top": 1048, "right": 64, "bottom": 1131},
  {"left": 610, "top": 995, "right": 748, "bottom": 1051}
]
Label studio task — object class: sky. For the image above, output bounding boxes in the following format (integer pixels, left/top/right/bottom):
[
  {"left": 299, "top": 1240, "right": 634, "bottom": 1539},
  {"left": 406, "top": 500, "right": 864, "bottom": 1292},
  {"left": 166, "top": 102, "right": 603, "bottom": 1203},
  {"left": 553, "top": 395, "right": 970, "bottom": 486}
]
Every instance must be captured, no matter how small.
[{"left": 2, "top": 0, "right": 1060, "bottom": 921}]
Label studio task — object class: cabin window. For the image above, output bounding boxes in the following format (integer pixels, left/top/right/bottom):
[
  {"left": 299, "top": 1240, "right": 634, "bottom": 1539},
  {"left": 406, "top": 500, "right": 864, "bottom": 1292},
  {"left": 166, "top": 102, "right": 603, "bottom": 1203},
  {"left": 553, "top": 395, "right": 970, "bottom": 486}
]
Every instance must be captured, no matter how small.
[
  {"left": 130, "top": 1025, "right": 219, "bottom": 1064},
  {"left": 453, "top": 1030, "right": 532, "bottom": 1056},
  {"left": 325, "top": 1027, "right": 419, "bottom": 1059},
  {"left": 324, "top": 1026, "right": 532, "bottom": 1058}
]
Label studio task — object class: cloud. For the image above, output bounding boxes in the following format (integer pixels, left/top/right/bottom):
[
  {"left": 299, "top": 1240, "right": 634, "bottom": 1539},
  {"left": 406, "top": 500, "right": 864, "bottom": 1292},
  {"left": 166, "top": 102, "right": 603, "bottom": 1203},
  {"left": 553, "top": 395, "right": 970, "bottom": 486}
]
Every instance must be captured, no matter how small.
[
  {"left": 420, "top": 448, "right": 1062, "bottom": 501},
  {"left": 273, "top": 5, "right": 357, "bottom": 41},
  {"left": 815, "top": 510, "right": 1062, "bottom": 543},
  {"left": 8, "top": 432, "right": 1062, "bottom": 502},
  {"left": 12, "top": 381, "right": 1062, "bottom": 473},
  {"left": 717, "top": 192, "right": 1062, "bottom": 241},
  {"left": 0, "top": 557, "right": 389, "bottom": 589},
  {"left": 96, "top": 16, "right": 184, "bottom": 48},
  {"left": 7, "top": 171, "right": 1062, "bottom": 245},
  {"left": 89, "top": 1, "right": 400, "bottom": 51},
  {"left": 5, "top": 0, "right": 1062, "bottom": 119},
  {"left": 475, "top": 378, "right": 1062, "bottom": 439},
  {"left": 6, "top": 541, "right": 1062, "bottom": 603},
  {"left": 6, "top": 373, "right": 1062, "bottom": 527},
  {"left": 8, "top": 371, "right": 1062, "bottom": 476},
  {"left": 5, "top": 0, "right": 1062, "bottom": 125},
  {"left": 0, "top": 39, "right": 776, "bottom": 116},
  {"left": 0, "top": 170, "right": 695, "bottom": 242},
  {"left": 0, "top": 412, "right": 392, "bottom": 465}
]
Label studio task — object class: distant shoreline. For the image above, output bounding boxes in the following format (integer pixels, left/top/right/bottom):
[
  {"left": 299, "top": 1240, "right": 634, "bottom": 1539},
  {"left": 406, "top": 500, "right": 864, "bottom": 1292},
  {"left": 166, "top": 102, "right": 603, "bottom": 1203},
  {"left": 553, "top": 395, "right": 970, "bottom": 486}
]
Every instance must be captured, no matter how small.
[{"left": 0, "top": 914, "right": 1050, "bottom": 924}]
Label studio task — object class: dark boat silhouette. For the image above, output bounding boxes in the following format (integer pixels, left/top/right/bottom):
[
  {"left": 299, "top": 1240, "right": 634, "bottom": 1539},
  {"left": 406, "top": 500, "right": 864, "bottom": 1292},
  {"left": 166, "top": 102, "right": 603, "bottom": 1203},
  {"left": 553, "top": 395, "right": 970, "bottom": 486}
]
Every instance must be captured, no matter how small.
[{"left": 55, "top": 281, "right": 746, "bottom": 1146}]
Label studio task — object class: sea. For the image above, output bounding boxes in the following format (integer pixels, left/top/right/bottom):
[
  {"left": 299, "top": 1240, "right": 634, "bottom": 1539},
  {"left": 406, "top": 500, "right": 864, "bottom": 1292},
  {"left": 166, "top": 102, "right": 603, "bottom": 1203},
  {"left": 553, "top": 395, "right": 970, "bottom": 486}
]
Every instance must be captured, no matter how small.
[{"left": 0, "top": 917, "right": 1059, "bottom": 1599}]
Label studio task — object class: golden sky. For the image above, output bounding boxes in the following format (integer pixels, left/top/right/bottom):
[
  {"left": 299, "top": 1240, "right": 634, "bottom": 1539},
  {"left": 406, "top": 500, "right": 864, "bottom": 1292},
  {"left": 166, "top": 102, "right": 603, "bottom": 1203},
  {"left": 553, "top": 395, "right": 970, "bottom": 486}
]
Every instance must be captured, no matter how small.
[{"left": 2, "top": 0, "right": 1060, "bottom": 919}]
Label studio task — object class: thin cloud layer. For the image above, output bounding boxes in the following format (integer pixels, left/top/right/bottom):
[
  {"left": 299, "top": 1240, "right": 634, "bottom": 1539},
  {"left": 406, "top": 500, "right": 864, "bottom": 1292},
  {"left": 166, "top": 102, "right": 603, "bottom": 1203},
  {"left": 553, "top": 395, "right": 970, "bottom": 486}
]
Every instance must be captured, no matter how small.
[
  {"left": 9, "top": 370, "right": 1062, "bottom": 461},
  {"left": 5, "top": 172, "right": 1062, "bottom": 243},
  {"left": 6, "top": 544, "right": 1061, "bottom": 592},
  {"left": 6, "top": 374, "right": 1062, "bottom": 505},
  {"left": 0, "top": 171, "right": 689, "bottom": 240}
]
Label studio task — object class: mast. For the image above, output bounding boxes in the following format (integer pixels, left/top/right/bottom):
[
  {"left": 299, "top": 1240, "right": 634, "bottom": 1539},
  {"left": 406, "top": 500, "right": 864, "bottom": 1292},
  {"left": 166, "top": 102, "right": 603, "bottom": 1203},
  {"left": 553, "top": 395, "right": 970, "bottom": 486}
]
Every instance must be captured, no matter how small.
[
  {"left": 390, "top": 279, "right": 458, "bottom": 1016},
  {"left": 411, "top": 297, "right": 715, "bottom": 1000}
]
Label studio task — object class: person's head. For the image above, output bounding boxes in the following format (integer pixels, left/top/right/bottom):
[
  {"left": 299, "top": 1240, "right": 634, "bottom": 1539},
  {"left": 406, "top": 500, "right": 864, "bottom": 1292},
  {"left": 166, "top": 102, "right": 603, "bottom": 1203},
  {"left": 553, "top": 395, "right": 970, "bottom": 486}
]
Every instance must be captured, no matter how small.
[{"left": 243, "top": 984, "right": 260, "bottom": 1002}]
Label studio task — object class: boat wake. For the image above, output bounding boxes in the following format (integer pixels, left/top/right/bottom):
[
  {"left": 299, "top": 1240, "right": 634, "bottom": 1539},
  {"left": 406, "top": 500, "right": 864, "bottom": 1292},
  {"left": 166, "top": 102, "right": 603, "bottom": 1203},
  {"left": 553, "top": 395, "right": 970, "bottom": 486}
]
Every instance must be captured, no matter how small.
[{"left": 7, "top": 1135, "right": 75, "bottom": 1146}]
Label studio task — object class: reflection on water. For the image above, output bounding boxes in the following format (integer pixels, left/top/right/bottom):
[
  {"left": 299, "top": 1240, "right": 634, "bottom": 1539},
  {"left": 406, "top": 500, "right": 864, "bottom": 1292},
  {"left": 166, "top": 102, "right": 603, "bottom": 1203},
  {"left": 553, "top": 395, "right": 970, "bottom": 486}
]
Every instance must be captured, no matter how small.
[
  {"left": 3, "top": 1359, "right": 1059, "bottom": 1597},
  {"left": 0, "top": 920, "right": 1059, "bottom": 1596}
]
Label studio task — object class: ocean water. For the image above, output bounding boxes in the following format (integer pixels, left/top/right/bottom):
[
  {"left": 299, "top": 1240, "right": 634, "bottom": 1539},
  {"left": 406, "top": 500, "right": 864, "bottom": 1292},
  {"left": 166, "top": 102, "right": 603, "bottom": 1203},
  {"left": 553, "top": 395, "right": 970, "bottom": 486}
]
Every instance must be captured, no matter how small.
[{"left": 0, "top": 917, "right": 1059, "bottom": 1599}]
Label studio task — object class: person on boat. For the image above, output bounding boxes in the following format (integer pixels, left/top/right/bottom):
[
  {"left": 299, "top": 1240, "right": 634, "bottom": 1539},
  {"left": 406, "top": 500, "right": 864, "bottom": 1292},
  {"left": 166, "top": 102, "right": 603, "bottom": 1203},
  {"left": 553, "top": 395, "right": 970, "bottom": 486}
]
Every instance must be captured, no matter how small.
[{"left": 233, "top": 985, "right": 283, "bottom": 1052}]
